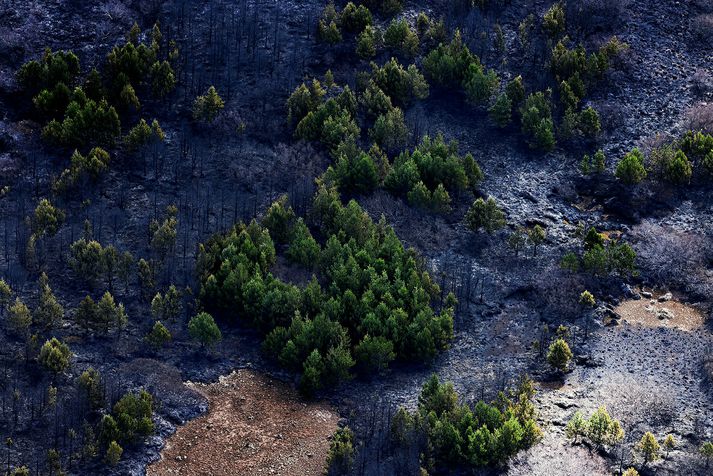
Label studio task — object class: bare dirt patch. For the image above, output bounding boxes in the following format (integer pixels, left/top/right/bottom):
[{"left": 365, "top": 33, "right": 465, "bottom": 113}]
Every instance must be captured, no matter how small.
[
  {"left": 615, "top": 295, "right": 705, "bottom": 330},
  {"left": 147, "top": 369, "right": 339, "bottom": 476}
]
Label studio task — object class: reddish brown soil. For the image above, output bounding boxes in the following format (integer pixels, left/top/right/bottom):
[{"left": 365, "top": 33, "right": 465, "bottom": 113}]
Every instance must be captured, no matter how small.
[{"left": 147, "top": 369, "right": 339, "bottom": 476}]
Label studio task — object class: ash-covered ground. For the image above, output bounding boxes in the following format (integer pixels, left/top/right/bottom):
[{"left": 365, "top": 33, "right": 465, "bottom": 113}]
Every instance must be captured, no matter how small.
[{"left": 0, "top": 0, "right": 712, "bottom": 475}]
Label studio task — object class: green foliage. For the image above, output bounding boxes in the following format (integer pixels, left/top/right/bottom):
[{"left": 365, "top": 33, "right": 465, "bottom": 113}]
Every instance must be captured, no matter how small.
[
  {"left": 489, "top": 93, "right": 512, "bottom": 128},
  {"left": 542, "top": 2, "right": 566, "bottom": 38},
  {"left": 34, "top": 273, "right": 64, "bottom": 329},
  {"left": 54, "top": 147, "right": 111, "bottom": 193},
  {"left": 38, "top": 337, "right": 71, "bottom": 374},
  {"left": 341, "top": 2, "right": 372, "bottom": 33},
  {"left": 362, "top": 0, "right": 403, "bottom": 16},
  {"left": 354, "top": 334, "right": 395, "bottom": 374},
  {"left": 17, "top": 48, "right": 80, "bottom": 93},
  {"left": 581, "top": 149, "right": 606, "bottom": 175},
  {"left": 505, "top": 75, "right": 525, "bottom": 105},
  {"left": 43, "top": 90, "right": 121, "bottom": 146},
  {"left": 0, "top": 279, "right": 12, "bottom": 308},
  {"left": 151, "top": 285, "right": 182, "bottom": 322},
  {"left": 199, "top": 190, "right": 453, "bottom": 390},
  {"left": 295, "top": 95, "right": 359, "bottom": 154},
  {"left": 111, "top": 389, "right": 154, "bottom": 443},
  {"left": 579, "top": 290, "right": 595, "bottom": 307},
  {"left": 579, "top": 106, "right": 601, "bottom": 138},
  {"left": 463, "top": 62, "right": 499, "bottom": 105},
  {"left": 565, "top": 411, "right": 587, "bottom": 443},
  {"left": 385, "top": 134, "right": 480, "bottom": 209},
  {"left": 370, "top": 58, "right": 429, "bottom": 106},
  {"left": 78, "top": 367, "right": 104, "bottom": 411},
  {"left": 615, "top": 147, "right": 647, "bottom": 184},
  {"left": 636, "top": 431, "right": 661, "bottom": 465},
  {"left": 286, "top": 219, "right": 322, "bottom": 266},
  {"left": 663, "top": 434, "right": 676, "bottom": 457},
  {"left": 547, "top": 338, "right": 572, "bottom": 372},
  {"left": 286, "top": 80, "right": 326, "bottom": 126},
  {"left": 326, "top": 427, "right": 355, "bottom": 474},
  {"left": 701, "top": 441, "right": 713, "bottom": 467},
  {"left": 34, "top": 199, "right": 65, "bottom": 237},
  {"left": 507, "top": 228, "right": 527, "bottom": 257},
  {"left": 105, "top": 441, "right": 123, "bottom": 466},
  {"left": 680, "top": 130, "right": 713, "bottom": 164},
  {"left": 384, "top": 19, "right": 419, "bottom": 58},
  {"left": 145, "top": 321, "right": 172, "bottom": 351},
  {"left": 8, "top": 298, "right": 31, "bottom": 337},
  {"left": 369, "top": 107, "right": 409, "bottom": 153},
  {"left": 262, "top": 195, "right": 297, "bottom": 244},
  {"left": 566, "top": 407, "right": 625, "bottom": 448},
  {"left": 125, "top": 118, "right": 165, "bottom": 152},
  {"left": 520, "top": 92, "right": 555, "bottom": 151},
  {"left": 318, "top": 3, "right": 342, "bottom": 44},
  {"left": 574, "top": 406, "right": 624, "bottom": 448},
  {"left": 581, "top": 241, "right": 637, "bottom": 277},
  {"left": 69, "top": 238, "right": 131, "bottom": 288},
  {"left": 150, "top": 206, "right": 178, "bottom": 260},
  {"left": 397, "top": 375, "right": 541, "bottom": 471},
  {"left": 327, "top": 147, "right": 380, "bottom": 195},
  {"left": 528, "top": 225, "right": 546, "bottom": 256},
  {"left": 193, "top": 86, "right": 224, "bottom": 123},
  {"left": 33, "top": 82, "right": 72, "bottom": 118},
  {"left": 361, "top": 81, "right": 393, "bottom": 117},
  {"left": 188, "top": 312, "right": 222, "bottom": 349},
  {"left": 423, "top": 30, "right": 475, "bottom": 87},
  {"left": 75, "top": 292, "right": 126, "bottom": 335},
  {"left": 150, "top": 60, "right": 176, "bottom": 97},
  {"left": 664, "top": 149, "right": 693, "bottom": 185},
  {"left": 465, "top": 197, "right": 506, "bottom": 234},
  {"left": 357, "top": 26, "right": 379, "bottom": 59}
]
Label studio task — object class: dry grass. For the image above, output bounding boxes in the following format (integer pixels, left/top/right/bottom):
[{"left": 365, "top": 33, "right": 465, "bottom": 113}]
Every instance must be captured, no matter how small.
[
  {"left": 615, "top": 294, "right": 705, "bottom": 331},
  {"left": 147, "top": 369, "right": 339, "bottom": 476}
]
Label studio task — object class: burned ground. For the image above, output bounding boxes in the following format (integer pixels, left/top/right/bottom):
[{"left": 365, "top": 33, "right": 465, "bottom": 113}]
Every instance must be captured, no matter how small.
[{"left": 0, "top": 0, "right": 712, "bottom": 475}]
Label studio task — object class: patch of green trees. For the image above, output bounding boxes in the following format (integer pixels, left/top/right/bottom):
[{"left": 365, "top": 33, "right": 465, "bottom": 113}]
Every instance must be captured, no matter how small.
[
  {"left": 18, "top": 22, "right": 175, "bottom": 148},
  {"left": 198, "top": 188, "right": 454, "bottom": 395},
  {"left": 392, "top": 375, "right": 541, "bottom": 471},
  {"left": 560, "top": 226, "right": 636, "bottom": 277},
  {"left": 565, "top": 406, "right": 624, "bottom": 448},
  {"left": 385, "top": 134, "right": 483, "bottom": 211}
]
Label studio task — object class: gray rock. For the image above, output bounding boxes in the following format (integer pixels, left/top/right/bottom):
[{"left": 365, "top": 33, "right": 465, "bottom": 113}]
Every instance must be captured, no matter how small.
[
  {"left": 658, "top": 292, "right": 673, "bottom": 302},
  {"left": 657, "top": 308, "right": 675, "bottom": 320}
]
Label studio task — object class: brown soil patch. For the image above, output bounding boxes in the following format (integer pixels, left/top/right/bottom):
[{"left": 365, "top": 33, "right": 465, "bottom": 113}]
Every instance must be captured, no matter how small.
[
  {"left": 615, "top": 296, "right": 705, "bottom": 331},
  {"left": 147, "top": 369, "right": 339, "bottom": 476}
]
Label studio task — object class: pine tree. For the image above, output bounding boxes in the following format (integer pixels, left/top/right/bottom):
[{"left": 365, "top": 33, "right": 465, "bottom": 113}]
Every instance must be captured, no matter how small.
[
  {"left": 615, "top": 148, "right": 647, "bottom": 185},
  {"left": 507, "top": 229, "right": 527, "bottom": 257},
  {"left": 489, "top": 93, "right": 512, "bottom": 128},
  {"left": 8, "top": 298, "right": 31, "bottom": 338},
  {"left": 192, "top": 86, "right": 224, "bottom": 123},
  {"left": 636, "top": 431, "right": 660, "bottom": 466},
  {"left": 188, "top": 312, "right": 221, "bottom": 349},
  {"left": 34, "top": 273, "right": 64, "bottom": 330},
  {"left": 547, "top": 338, "right": 572, "bottom": 372},
  {"left": 145, "top": 321, "right": 172, "bottom": 351},
  {"left": 465, "top": 197, "right": 506, "bottom": 234},
  {"left": 528, "top": 225, "right": 546, "bottom": 257}
]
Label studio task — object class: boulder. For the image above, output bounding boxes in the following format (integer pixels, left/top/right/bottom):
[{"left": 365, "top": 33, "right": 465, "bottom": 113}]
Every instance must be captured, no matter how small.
[
  {"left": 658, "top": 292, "right": 673, "bottom": 302},
  {"left": 657, "top": 308, "right": 675, "bottom": 320}
]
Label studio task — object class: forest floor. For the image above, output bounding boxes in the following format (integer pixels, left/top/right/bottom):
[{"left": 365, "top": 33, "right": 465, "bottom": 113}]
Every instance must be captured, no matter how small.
[{"left": 146, "top": 369, "right": 338, "bottom": 476}]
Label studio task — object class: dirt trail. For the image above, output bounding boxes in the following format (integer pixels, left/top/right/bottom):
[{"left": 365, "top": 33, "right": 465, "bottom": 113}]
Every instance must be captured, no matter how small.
[{"left": 147, "top": 369, "right": 339, "bottom": 476}]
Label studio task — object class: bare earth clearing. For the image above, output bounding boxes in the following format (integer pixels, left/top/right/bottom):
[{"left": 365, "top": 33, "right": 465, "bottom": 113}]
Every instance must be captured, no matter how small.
[{"left": 147, "top": 369, "right": 339, "bottom": 476}]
